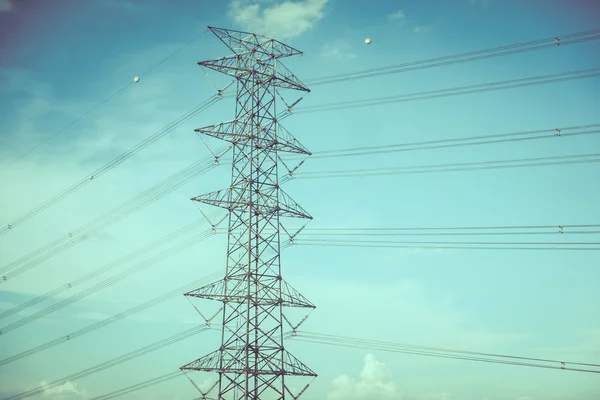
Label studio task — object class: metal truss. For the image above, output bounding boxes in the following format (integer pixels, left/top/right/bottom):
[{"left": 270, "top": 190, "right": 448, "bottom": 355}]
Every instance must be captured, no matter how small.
[{"left": 180, "top": 26, "right": 315, "bottom": 400}]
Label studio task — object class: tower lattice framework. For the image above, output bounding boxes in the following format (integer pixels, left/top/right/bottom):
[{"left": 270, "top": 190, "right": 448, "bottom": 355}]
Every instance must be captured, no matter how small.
[{"left": 180, "top": 26, "right": 316, "bottom": 400}]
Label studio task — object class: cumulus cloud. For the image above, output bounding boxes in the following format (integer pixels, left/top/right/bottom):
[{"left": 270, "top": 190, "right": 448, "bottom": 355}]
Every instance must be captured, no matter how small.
[
  {"left": 41, "top": 380, "right": 88, "bottom": 399},
  {"left": 327, "top": 354, "right": 405, "bottom": 400},
  {"left": 0, "top": 0, "right": 13, "bottom": 12},
  {"left": 388, "top": 9, "right": 406, "bottom": 24},
  {"left": 228, "top": 0, "right": 328, "bottom": 39}
]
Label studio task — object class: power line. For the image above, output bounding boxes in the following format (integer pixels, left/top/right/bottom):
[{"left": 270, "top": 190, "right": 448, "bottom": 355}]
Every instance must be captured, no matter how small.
[
  {"left": 300, "top": 223, "right": 600, "bottom": 232},
  {"left": 0, "top": 270, "right": 221, "bottom": 367},
  {"left": 290, "top": 68, "right": 600, "bottom": 115},
  {"left": 289, "top": 153, "right": 600, "bottom": 180},
  {"left": 304, "top": 29, "right": 600, "bottom": 86},
  {"left": 0, "top": 94, "right": 222, "bottom": 236},
  {"left": 290, "top": 332, "right": 600, "bottom": 374},
  {"left": 294, "top": 241, "right": 600, "bottom": 251},
  {"left": 216, "top": 224, "right": 600, "bottom": 238},
  {"left": 0, "top": 229, "right": 217, "bottom": 335},
  {"left": 300, "top": 125, "right": 600, "bottom": 161},
  {"left": 0, "top": 211, "right": 224, "bottom": 321},
  {"left": 3, "top": 325, "right": 215, "bottom": 400},
  {"left": 90, "top": 371, "right": 183, "bottom": 400},
  {"left": 0, "top": 151, "right": 227, "bottom": 283}
]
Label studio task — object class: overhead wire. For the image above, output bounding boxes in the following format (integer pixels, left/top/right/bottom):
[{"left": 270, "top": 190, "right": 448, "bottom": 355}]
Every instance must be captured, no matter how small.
[
  {"left": 303, "top": 29, "right": 600, "bottom": 86},
  {"left": 300, "top": 224, "right": 600, "bottom": 231},
  {"left": 0, "top": 270, "right": 222, "bottom": 367},
  {"left": 290, "top": 331, "right": 600, "bottom": 374},
  {"left": 286, "top": 124, "right": 600, "bottom": 161},
  {"left": 290, "top": 68, "right": 600, "bottom": 115},
  {"left": 3, "top": 324, "right": 216, "bottom": 400},
  {"left": 90, "top": 371, "right": 184, "bottom": 400},
  {"left": 0, "top": 94, "right": 222, "bottom": 237},
  {"left": 0, "top": 150, "right": 227, "bottom": 283},
  {"left": 0, "top": 211, "right": 225, "bottom": 320},
  {"left": 294, "top": 242, "right": 600, "bottom": 251},
  {"left": 287, "top": 153, "right": 600, "bottom": 181},
  {"left": 0, "top": 227, "right": 219, "bottom": 335}
]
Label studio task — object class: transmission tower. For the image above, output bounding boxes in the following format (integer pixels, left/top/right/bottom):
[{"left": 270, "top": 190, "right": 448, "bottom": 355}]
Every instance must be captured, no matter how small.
[{"left": 180, "top": 26, "right": 316, "bottom": 400}]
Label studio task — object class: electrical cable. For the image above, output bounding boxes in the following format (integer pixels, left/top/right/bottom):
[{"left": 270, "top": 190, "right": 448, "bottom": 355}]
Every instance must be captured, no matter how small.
[
  {"left": 0, "top": 211, "right": 225, "bottom": 320},
  {"left": 90, "top": 371, "right": 184, "bottom": 400},
  {"left": 293, "top": 125, "right": 600, "bottom": 161},
  {"left": 301, "top": 224, "right": 600, "bottom": 231},
  {"left": 0, "top": 94, "right": 221, "bottom": 236},
  {"left": 0, "top": 228, "right": 218, "bottom": 335},
  {"left": 0, "top": 151, "right": 227, "bottom": 283},
  {"left": 3, "top": 325, "right": 216, "bottom": 400},
  {"left": 0, "top": 270, "right": 221, "bottom": 367},
  {"left": 295, "top": 231, "right": 600, "bottom": 237},
  {"left": 291, "top": 68, "right": 600, "bottom": 115},
  {"left": 304, "top": 29, "right": 600, "bottom": 86},
  {"left": 294, "top": 241, "right": 600, "bottom": 251},
  {"left": 288, "top": 153, "right": 600, "bottom": 180},
  {"left": 290, "top": 331, "right": 600, "bottom": 374}
]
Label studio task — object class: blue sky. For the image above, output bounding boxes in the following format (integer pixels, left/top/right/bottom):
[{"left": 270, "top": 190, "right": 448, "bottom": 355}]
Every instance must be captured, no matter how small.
[{"left": 0, "top": 0, "right": 599, "bottom": 399}]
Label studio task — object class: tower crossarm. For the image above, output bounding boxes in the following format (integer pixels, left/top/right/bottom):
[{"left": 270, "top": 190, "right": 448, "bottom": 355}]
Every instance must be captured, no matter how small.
[
  {"left": 195, "top": 120, "right": 311, "bottom": 155},
  {"left": 207, "top": 26, "right": 304, "bottom": 59},
  {"left": 199, "top": 56, "right": 310, "bottom": 92}
]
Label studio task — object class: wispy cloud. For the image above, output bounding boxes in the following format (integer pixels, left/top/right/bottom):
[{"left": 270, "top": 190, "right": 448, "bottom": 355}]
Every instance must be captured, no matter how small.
[
  {"left": 413, "top": 25, "right": 432, "bottom": 34},
  {"left": 228, "top": 0, "right": 328, "bottom": 39},
  {"left": 387, "top": 9, "right": 406, "bottom": 24},
  {"left": 41, "top": 380, "right": 88, "bottom": 399},
  {"left": 321, "top": 40, "right": 357, "bottom": 61}
]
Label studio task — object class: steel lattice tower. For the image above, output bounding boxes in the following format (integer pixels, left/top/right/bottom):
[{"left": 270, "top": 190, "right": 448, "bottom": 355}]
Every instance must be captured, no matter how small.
[{"left": 180, "top": 27, "right": 316, "bottom": 400}]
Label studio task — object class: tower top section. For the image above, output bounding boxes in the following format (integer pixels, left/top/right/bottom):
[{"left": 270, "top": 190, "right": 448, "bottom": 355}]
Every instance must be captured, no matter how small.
[{"left": 207, "top": 26, "right": 304, "bottom": 59}]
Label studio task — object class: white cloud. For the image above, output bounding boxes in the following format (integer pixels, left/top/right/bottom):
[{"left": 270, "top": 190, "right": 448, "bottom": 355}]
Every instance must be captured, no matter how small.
[
  {"left": 388, "top": 10, "right": 405, "bottom": 24},
  {"left": 321, "top": 40, "right": 357, "bottom": 61},
  {"left": 228, "top": 0, "right": 328, "bottom": 39},
  {"left": 0, "top": 0, "right": 13, "bottom": 12},
  {"left": 41, "top": 380, "right": 88, "bottom": 399},
  {"left": 327, "top": 354, "right": 405, "bottom": 400}
]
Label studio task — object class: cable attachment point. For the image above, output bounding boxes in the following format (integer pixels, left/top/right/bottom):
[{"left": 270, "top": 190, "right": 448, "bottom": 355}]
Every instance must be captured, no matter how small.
[
  {"left": 555, "top": 129, "right": 561, "bottom": 137},
  {"left": 558, "top": 225, "right": 564, "bottom": 234},
  {"left": 218, "top": 80, "right": 234, "bottom": 97},
  {"left": 555, "top": 37, "right": 560, "bottom": 46},
  {"left": 202, "top": 141, "right": 230, "bottom": 164}
]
